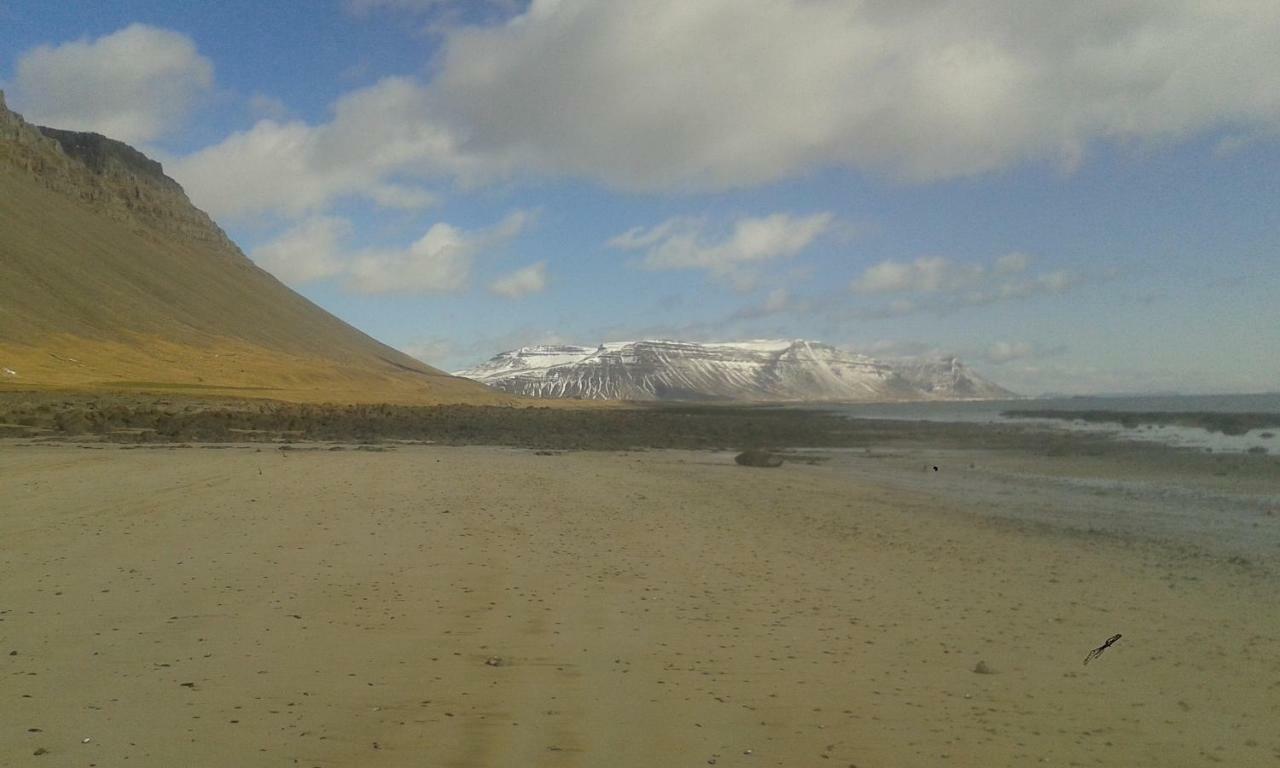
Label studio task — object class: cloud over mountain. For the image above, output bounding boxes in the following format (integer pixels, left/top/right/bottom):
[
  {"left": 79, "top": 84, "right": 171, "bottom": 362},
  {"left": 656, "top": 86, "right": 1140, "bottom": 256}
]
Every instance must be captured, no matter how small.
[
  {"left": 489, "top": 261, "right": 548, "bottom": 298},
  {"left": 12, "top": 24, "right": 213, "bottom": 144},
  {"left": 171, "top": 78, "right": 468, "bottom": 222},
  {"left": 171, "top": 1, "right": 1280, "bottom": 213}
]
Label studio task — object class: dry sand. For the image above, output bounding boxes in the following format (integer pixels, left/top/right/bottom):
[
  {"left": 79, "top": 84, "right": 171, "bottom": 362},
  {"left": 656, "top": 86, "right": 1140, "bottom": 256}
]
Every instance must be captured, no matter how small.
[{"left": 2, "top": 442, "right": 1278, "bottom": 767}]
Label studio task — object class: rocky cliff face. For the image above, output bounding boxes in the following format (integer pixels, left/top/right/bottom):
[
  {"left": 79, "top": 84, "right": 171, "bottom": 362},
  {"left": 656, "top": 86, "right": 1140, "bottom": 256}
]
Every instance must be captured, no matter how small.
[
  {"left": 0, "top": 90, "right": 233, "bottom": 249},
  {"left": 456, "top": 339, "right": 1015, "bottom": 402}
]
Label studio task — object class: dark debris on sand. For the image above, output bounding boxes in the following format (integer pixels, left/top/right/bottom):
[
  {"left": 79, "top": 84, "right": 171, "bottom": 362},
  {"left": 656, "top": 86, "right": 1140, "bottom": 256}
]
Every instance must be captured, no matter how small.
[{"left": 734, "top": 448, "right": 784, "bottom": 468}]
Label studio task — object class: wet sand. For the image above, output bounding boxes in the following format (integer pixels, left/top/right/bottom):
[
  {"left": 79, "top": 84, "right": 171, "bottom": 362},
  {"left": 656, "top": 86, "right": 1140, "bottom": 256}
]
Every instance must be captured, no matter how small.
[{"left": 2, "top": 442, "right": 1278, "bottom": 766}]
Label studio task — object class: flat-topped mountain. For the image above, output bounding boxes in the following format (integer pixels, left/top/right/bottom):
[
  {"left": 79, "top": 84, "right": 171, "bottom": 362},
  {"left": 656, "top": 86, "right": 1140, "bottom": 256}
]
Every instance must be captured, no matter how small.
[
  {"left": 0, "top": 91, "right": 504, "bottom": 404},
  {"left": 455, "top": 339, "right": 1014, "bottom": 402}
]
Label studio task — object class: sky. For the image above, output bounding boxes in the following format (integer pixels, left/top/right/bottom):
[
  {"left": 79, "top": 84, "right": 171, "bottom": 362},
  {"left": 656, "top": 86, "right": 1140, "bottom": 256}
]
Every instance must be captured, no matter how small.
[{"left": 1, "top": 0, "right": 1277, "bottom": 395}]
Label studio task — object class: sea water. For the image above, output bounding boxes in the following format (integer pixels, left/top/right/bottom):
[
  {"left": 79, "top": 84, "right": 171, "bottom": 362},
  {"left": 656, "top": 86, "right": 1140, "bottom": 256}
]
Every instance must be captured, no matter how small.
[{"left": 825, "top": 393, "right": 1280, "bottom": 454}]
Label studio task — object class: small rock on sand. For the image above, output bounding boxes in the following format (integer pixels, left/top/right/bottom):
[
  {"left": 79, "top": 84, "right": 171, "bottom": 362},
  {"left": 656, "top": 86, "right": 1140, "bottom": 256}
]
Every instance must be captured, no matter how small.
[{"left": 735, "top": 449, "right": 783, "bottom": 468}]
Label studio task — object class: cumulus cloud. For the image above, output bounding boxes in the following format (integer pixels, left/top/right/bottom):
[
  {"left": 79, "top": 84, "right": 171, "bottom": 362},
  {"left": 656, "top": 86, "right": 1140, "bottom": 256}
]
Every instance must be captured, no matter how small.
[
  {"left": 11, "top": 24, "right": 214, "bottom": 144},
  {"left": 610, "top": 212, "right": 833, "bottom": 288},
  {"left": 853, "top": 256, "right": 987, "bottom": 295},
  {"left": 170, "top": 77, "right": 478, "bottom": 222},
  {"left": 246, "top": 210, "right": 528, "bottom": 294},
  {"left": 428, "top": 0, "right": 1280, "bottom": 190},
  {"left": 348, "top": 210, "right": 529, "bottom": 294},
  {"left": 348, "top": 223, "right": 473, "bottom": 293},
  {"left": 489, "top": 261, "right": 548, "bottom": 298},
  {"left": 166, "top": 2, "right": 1280, "bottom": 223},
  {"left": 850, "top": 252, "right": 1081, "bottom": 314},
  {"left": 249, "top": 217, "right": 351, "bottom": 283}
]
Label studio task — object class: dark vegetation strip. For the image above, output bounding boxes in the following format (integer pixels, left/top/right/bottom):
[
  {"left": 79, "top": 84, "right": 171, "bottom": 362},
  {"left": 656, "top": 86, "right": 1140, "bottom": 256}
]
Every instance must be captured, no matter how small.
[
  {"left": 0, "top": 392, "right": 1066, "bottom": 451},
  {"left": 1003, "top": 409, "right": 1280, "bottom": 436}
]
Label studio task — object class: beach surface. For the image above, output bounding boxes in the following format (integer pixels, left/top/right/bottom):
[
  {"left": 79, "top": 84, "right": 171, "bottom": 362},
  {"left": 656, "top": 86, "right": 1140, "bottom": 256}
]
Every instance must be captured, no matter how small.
[{"left": 2, "top": 440, "right": 1278, "bottom": 767}]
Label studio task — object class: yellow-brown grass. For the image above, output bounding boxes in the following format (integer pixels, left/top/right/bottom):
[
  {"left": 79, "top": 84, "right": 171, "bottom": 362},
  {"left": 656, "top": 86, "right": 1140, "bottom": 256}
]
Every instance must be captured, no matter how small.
[{"left": 0, "top": 133, "right": 566, "bottom": 406}]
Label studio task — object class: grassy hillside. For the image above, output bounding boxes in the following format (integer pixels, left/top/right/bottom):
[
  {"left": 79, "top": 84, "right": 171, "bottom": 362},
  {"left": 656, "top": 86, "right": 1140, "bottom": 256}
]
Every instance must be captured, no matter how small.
[{"left": 0, "top": 94, "right": 509, "bottom": 405}]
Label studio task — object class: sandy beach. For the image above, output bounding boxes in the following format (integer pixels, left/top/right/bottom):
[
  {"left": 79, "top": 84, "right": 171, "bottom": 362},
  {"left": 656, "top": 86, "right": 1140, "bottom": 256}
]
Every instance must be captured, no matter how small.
[{"left": 3, "top": 441, "right": 1278, "bottom": 767}]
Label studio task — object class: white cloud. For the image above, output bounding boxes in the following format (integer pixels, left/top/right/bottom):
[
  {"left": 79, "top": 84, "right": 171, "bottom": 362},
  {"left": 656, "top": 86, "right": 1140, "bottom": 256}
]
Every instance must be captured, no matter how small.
[
  {"left": 850, "top": 253, "right": 1088, "bottom": 316},
  {"left": 607, "top": 217, "right": 700, "bottom": 251},
  {"left": 249, "top": 217, "right": 351, "bottom": 283},
  {"left": 488, "top": 209, "right": 535, "bottom": 240},
  {"left": 853, "top": 256, "right": 979, "bottom": 295},
  {"left": 162, "top": 2, "right": 1280, "bottom": 225},
  {"left": 11, "top": 24, "right": 213, "bottom": 144},
  {"left": 170, "top": 77, "right": 478, "bottom": 222},
  {"left": 244, "top": 210, "right": 528, "bottom": 294},
  {"left": 371, "top": 224, "right": 473, "bottom": 293},
  {"left": 347, "top": 209, "right": 530, "bottom": 295},
  {"left": 348, "top": 224, "right": 471, "bottom": 295},
  {"left": 48, "top": 3, "right": 1280, "bottom": 223},
  {"left": 429, "top": 0, "right": 1280, "bottom": 189},
  {"left": 610, "top": 212, "right": 833, "bottom": 288},
  {"left": 489, "top": 261, "right": 548, "bottom": 298}
]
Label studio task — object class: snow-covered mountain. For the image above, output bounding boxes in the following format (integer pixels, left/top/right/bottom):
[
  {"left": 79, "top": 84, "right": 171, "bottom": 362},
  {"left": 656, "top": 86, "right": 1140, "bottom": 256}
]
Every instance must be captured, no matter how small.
[{"left": 454, "top": 340, "right": 1014, "bottom": 402}]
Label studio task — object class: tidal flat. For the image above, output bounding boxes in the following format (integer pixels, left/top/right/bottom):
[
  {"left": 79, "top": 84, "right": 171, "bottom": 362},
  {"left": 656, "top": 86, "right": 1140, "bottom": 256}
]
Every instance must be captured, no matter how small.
[{"left": 2, "top": 401, "right": 1279, "bottom": 766}]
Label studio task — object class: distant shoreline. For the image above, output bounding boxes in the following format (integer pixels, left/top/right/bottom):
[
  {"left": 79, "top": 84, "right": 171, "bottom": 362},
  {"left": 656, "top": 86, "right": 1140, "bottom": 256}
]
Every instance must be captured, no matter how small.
[{"left": 1003, "top": 409, "right": 1280, "bottom": 436}]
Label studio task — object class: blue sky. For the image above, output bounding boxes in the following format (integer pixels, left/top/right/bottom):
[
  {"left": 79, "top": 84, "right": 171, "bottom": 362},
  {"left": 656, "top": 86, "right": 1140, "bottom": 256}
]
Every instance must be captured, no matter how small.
[{"left": 2, "top": 0, "right": 1277, "bottom": 394}]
